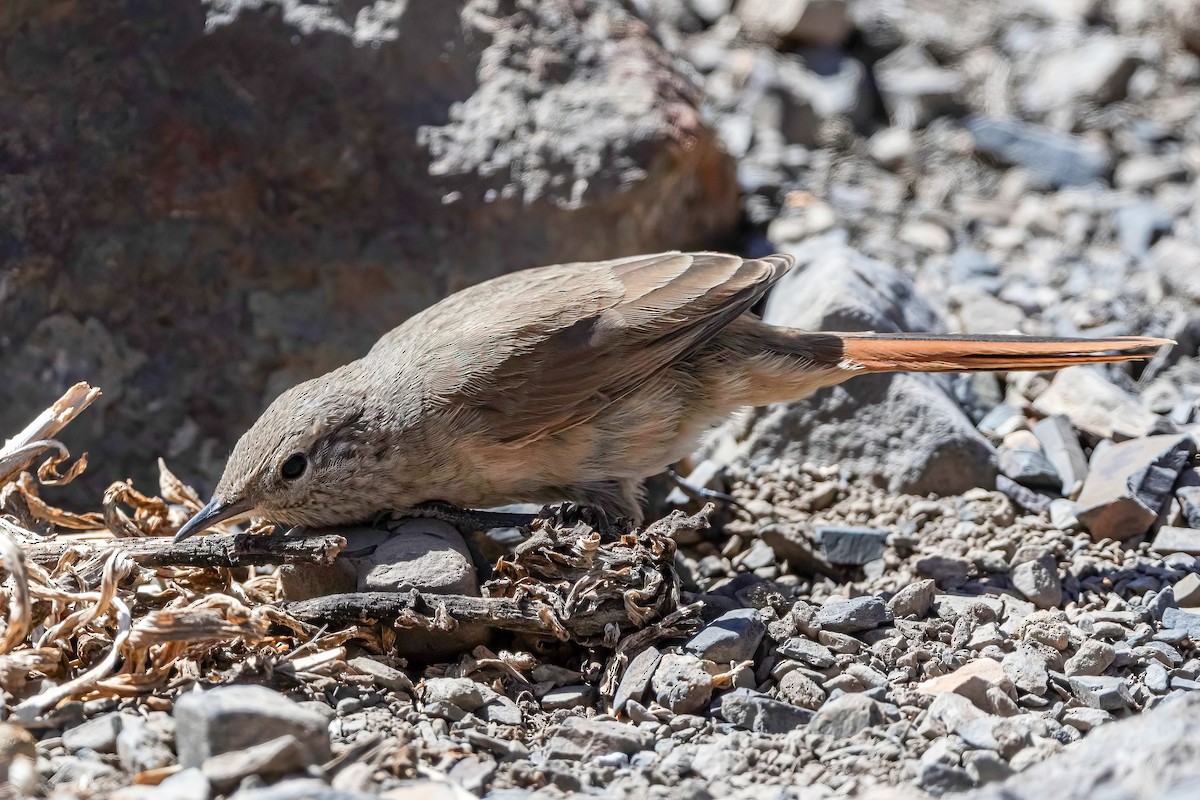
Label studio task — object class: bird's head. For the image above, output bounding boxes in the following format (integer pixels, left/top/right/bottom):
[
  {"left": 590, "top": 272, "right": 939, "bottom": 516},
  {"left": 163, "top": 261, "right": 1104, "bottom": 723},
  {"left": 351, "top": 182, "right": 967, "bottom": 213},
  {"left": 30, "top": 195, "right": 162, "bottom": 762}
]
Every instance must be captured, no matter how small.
[{"left": 174, "top": 369, "right": 389, "bottom": 541}]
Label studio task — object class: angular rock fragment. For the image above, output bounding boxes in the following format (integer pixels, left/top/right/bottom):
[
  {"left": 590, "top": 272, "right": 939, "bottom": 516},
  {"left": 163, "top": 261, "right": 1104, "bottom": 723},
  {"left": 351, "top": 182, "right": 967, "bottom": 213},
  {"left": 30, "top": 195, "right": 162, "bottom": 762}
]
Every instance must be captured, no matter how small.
[
  {"left": 1076, "top": 435, "right": 1195, "bottom": 542},
  {"left": 713, "top": 688, "right": 813, "bottom": 734},
  {"left": 1152, "top": 526, "right": 1200, "bottom": 557},
  {"left": 817, "top": 526, "right": 889, "bottom": 566},
  {"left": 685, "top": 608, "right": 766, "bottom": 663},
  {"left": 1032, "top": 415, "right": 1089, "bottom": 497},
  {"left": 174, "top": 685, "right": 332, "bottom": 770}
]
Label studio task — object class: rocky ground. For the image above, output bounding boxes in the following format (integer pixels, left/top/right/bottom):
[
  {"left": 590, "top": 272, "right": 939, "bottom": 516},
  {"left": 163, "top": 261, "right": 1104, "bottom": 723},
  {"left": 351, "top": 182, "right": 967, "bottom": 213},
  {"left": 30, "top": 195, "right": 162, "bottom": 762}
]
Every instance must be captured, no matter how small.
[{"left": 7, "top": 0, "right": 1200, "bottom": 799}]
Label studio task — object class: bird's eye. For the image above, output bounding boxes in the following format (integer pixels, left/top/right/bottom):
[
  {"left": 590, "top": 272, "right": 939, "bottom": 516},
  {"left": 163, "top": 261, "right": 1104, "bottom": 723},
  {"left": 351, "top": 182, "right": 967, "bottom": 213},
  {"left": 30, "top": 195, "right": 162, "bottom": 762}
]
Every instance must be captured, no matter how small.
[{"left": 281, "top": 453, "right": 307, "bottom": 481}]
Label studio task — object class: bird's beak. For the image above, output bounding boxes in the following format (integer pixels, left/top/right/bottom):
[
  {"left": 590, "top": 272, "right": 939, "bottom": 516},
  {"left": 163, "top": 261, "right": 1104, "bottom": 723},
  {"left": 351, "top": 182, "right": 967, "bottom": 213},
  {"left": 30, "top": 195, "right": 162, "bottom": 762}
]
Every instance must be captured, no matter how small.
[{"left": 173, "top": 497, "right": 250, "bottom": 543}]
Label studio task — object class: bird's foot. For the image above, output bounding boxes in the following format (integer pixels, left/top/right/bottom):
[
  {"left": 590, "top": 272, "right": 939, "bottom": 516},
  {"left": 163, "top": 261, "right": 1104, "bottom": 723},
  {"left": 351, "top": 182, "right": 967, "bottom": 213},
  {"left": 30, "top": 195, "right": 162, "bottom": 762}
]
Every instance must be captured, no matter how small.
[
  {"left": 390, "top": 501, "right": 539, "bottom": 533},
  {"left": 665, "top": 464, "right": 746, "bottom": 512}
]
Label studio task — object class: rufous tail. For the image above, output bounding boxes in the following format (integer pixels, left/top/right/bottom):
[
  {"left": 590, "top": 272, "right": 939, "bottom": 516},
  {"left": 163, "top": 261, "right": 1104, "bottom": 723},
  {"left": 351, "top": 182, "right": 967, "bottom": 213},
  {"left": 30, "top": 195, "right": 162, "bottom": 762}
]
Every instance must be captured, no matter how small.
[{"left": 835, "top": 333, "right": 1172, "bottom": 373}]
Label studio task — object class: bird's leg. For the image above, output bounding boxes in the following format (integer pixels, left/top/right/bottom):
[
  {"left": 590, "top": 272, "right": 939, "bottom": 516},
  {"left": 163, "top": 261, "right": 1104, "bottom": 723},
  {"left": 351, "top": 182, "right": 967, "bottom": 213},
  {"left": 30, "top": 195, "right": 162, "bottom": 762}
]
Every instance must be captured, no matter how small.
[
  {"left": 665, "top": 464, "right": 746, "bottom": 511},
  {"left": 394, "top": 501, "right": 539, "bottom": 533}
]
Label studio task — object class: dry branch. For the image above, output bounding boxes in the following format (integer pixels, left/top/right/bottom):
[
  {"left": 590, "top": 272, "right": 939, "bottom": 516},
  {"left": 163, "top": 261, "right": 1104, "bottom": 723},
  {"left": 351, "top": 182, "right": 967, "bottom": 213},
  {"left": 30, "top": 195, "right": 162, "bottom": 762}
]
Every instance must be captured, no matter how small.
[
  {"left": 18, "top": 531, "right": 347, "bottom": 570},
  {"left": 281, "top": 590, "right": 641, "bottom": 640},
  {"left": 0, "top": 382, "right": 100, "bottom": 486}
]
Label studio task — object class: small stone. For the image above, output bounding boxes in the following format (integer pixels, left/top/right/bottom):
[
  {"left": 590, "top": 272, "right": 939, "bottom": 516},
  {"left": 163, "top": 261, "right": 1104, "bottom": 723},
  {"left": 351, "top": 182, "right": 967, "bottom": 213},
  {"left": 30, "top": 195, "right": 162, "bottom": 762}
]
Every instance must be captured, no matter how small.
[
  {"left": 1022, "top": 37, "right": 1138, "bottom": 111},
  {"left": 815, "top": 596, "right": 891, "bottom": 633},
  {"left": 817, "top": 630, "right": 861, "bottom": 653},
  {"left": 916, "top": 556, "right": 972, "bottom": 589},
  {"left": 964, "top": 749, "right": 1015, "bottom": 785},
  {"left": 1049, "top": 498, "right": 1081, "bottom": 531},
  {"left": 1153, "top": 527, "right": 1200, "bottom": 557},
  {"left": 1065, "top": 640, "right": 1116, "bottom": 677},
  {"left": 1069, "top": 675, "right": 1133, "bottom": 710},
  {"left": 918, "top": 762, "right": 974, "bottom": 794},
  {"left": 1011, "top": 557, "right": 1063, "bottom": 609},
  {"left": 1003, "top": 647, "right": 1049, "bottom": 695},
  {"left": 888, "top": 579, "right": 936, "bottom": 618},
  {"left": 1032, "top": 415, "right": 1089, "bottom": 496},
  {"left": 713, "top": 689, "right": 813, "bottom": 734},
  {"left": 481, "top": 698, "right": 522, "bottom": 726},
  {"left": 1075, "top": 435, "right": 1195, "bottom": 542},
  {"left": 966, "top": 115, "right": 1108, "bottom": 189},
  {"left": 685, "top": 608, "right": 766, "bottom": 663},
  {"left": 998, "top": 448, "right": 1061, "bottom": 489},
  {"left": 1061, "top": 707, "right": 1114, "bottom": 732},
  {"left": 918, "top": 658, "right": 1015, "bottom": 713},
  {"left": 1033, "top": 367, "right": 1161, "bottom": 440},
  {"left": 1145, "top": 663, "right": 1170, "bottom": 693},
  {"left": 876, "top": 45, "right": 963, "bottom": 128},
  {"left": 777, "top": 637, "right": 836, "bottom": 668},
  {"left": 202, "top": 735, "right": 309, "bottom": 792},
  {"left": 1162, "top": 607, "right": 1200, "bottom": 639},
  {"left": 421, "top": 678, "right": 494, "bottom": 713},
  {"left": 347, "top": 657, "right": 412, "bottom": 693},
  {"left": 817, "top": 526, "right": 889, "bottom": 565},
  {"left": 613, "top": 647, "right": 662, "bottom": 714},
  {"left": 868, "top": 127, "right": 913, "bottom": 170},
  {"left": 174, "top": 686, "right": 331, "bottom": 770},
  {"left": 118, "top": 714, "right": 175, "bottom": 774},
  {"left": 63, "top": 712, "right": 123, "bottom": 754},
  {"left": 540, "top": 685, "right": 594, "bottom": 711},
  {"left": 1174, "top": 573, "right": 1200, "bottom": 607},
  {"left": 543, "top": 717, "right": 654, "bottom": 760},
  {"left": 1178, "top": 484, "right": 1200, "bottom": 528},
  {"left": 736, "top": 0, "right": 852, "bottom": 45},
  {"left": 809, "top": 694, "right": 884, "bottom": 739},
  {"left": 152, "top": 767, "right": 210, "bottom": 800},
  {"left": 651, "top": 654, "right": 714, "bottom": 715},
  {"left": 777, "top": 670, "right": 826, "bottom": 711}
]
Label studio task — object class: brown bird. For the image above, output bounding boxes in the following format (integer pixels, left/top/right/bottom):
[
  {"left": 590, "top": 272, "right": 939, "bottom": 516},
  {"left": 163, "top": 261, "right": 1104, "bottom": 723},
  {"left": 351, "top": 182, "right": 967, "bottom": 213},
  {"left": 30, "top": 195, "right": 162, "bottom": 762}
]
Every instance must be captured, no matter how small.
[{"left": 174, "top": 251, "right": 1169, "bottom": 541}]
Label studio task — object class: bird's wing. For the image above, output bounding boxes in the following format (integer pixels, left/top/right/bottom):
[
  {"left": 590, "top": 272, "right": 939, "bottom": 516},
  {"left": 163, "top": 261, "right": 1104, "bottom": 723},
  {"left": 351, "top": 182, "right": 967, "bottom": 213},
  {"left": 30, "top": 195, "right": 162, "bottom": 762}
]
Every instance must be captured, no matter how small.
[{"left": 448, "top": 251, "right": 794, "bottom": 446}]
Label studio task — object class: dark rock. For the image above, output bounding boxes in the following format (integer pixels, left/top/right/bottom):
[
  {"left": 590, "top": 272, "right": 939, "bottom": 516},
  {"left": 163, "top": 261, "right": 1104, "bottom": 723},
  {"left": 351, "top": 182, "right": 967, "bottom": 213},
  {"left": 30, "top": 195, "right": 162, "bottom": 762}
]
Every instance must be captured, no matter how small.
[
  {"left": 613, "top": 647, "right": 662, "bottom": 714},
  {"left": 1032, "top": 415, "right": 1089, "bottom": 497},
  {"left": 996, "top": 475, "right": 1054, "bottom": 514},
  {"left": 817, "top": 526, "right": 889, "bottom": 565},
  {"left": 814, "top": 596, "right": 891, "bottom": 633},
  {"left": 713, "top": 688, "right": 813, "bottom": 734},
  {"left": 966, "top": 115, "right": 1109, "bottom": 189},
  {"left": 62, "top": 712, "right": 123, "bottom": 754},
  {"left": 808, "top": 694, "right": 884, "bottom": 739},
  {"left": 777, "top": 637, "right": 837, "bottom": 669},
  {"left": 685, "top": 608, "right": 767, "bottom": 663},
  {"left": 0, "top": 0, "right": 738, "bottom": 503},
  {"left": 918, "top": 762, "right": 975, "bottom": 795},
  {"left": 174, "top": 685, "right": 332, "bottom": 770},
  {"left": 998, "top": 449, "right": 1061, "bottom": 490},
  {"left": 714, "top": 237, "right": 997, "bottom": 495},
  {"left": 1076, "top": 435, "right": 1196, "bottom": 542}
]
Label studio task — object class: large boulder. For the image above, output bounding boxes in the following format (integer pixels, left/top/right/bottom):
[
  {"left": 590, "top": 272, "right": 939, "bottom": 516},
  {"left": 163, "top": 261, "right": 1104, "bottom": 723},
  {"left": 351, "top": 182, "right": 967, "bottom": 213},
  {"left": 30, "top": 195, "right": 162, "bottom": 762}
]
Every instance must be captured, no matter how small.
[
  {"left": 711, "top": 234, "right": 998, "bottom": 495},
  {"left": 1, "top": 0, "right": 738, "bottom": 500}
]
